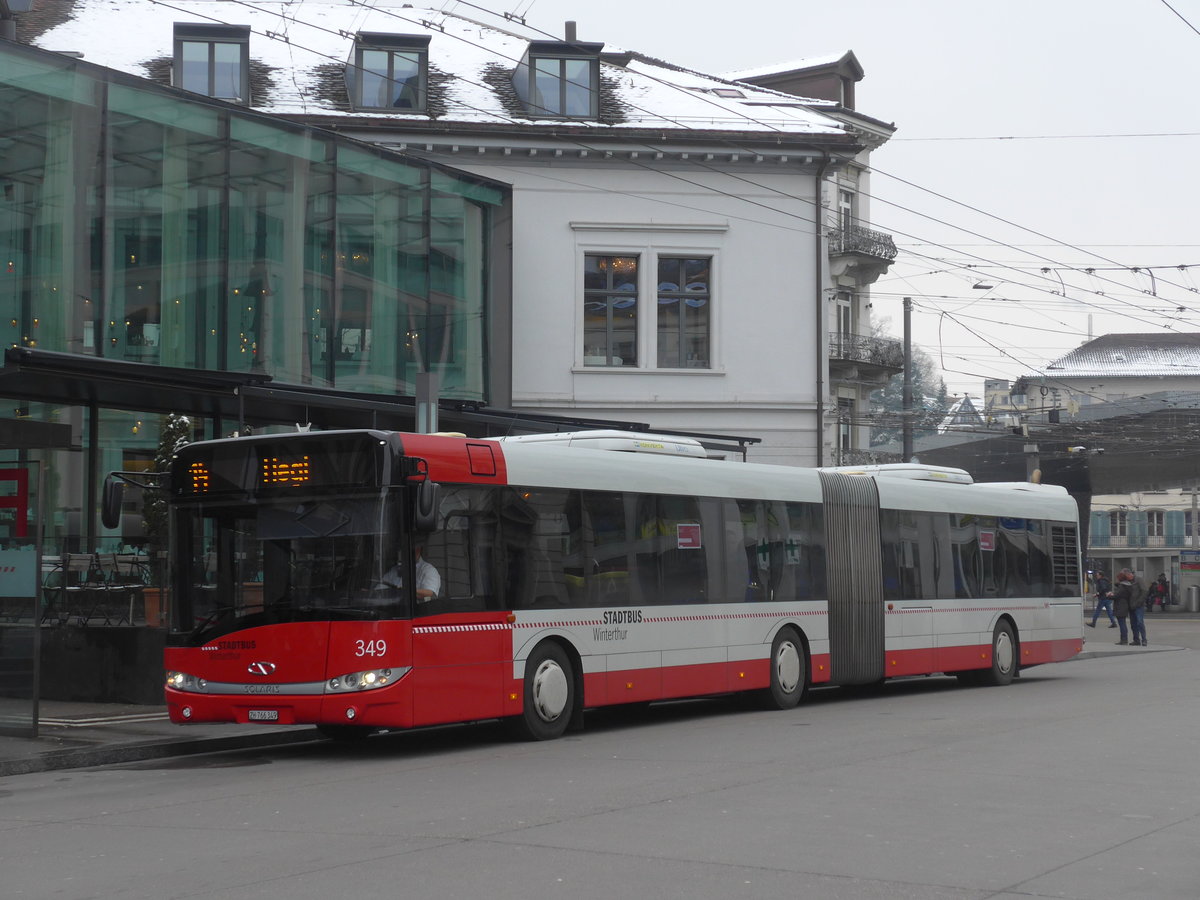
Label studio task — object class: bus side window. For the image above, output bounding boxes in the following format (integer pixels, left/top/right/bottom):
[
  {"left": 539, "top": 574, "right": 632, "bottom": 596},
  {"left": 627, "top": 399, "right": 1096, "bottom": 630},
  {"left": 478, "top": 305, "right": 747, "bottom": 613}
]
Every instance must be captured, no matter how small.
[
  {"left": 500, "top": 487, "right": 578, "bottom": 610},
  {"left": 783, "top": 501, "right": 826, "bottom": 602},
  {"left": 727, "top": 499, "right": 766, "bottom": 602},
  {"left": 636, "top": 494, "right": 709, "bottom": 605},
  {"left": 581, "top": 491, "right": 632, "bottom": 607},
  {"left": 1027, "top": 519, "right": 1054, "bottom": 596}
]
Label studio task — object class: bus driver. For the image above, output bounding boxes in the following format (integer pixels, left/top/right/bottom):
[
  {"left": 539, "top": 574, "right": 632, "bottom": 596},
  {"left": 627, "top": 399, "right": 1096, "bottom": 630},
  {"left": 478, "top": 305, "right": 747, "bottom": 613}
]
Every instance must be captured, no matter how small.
[{"left": 379, "top": 544, "right": 441, "bottom": 602}]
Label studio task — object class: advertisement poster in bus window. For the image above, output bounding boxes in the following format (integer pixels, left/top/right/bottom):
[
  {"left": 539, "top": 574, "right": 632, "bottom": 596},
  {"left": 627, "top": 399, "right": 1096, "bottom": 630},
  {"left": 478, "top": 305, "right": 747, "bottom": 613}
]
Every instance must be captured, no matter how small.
[
  {"left": 677, "top": 523, "right": 701, "bottom": 549},
  {"left": 979, "top": 530, "right": 996, "bottom": 552}
]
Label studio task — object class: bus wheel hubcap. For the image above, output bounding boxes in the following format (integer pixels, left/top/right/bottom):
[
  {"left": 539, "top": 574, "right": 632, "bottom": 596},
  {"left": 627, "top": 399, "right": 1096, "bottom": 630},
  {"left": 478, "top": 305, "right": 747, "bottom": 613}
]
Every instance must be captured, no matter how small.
[
  {"left": 776, "top": 642, "right": 800, "bottom": 694},
  {"left": 995, "top": 632, "right": 1013, "bottom": 674},
  {"left": 532, "top": 660, "right": 569, "bottom": 722}
]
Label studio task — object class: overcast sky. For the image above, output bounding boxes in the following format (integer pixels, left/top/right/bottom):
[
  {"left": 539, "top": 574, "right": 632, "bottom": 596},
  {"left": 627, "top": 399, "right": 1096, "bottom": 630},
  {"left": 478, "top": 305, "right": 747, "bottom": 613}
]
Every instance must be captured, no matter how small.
[{"left": 489, "top": 0, "right": 1200, "bottom": 397}]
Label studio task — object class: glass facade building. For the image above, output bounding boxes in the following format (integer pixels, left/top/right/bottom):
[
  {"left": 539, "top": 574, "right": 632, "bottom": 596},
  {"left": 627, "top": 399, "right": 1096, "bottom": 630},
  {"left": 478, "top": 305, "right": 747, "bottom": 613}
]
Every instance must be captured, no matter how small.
[{"left": 0, "top": 39, "right": 507, "bottom": 568}]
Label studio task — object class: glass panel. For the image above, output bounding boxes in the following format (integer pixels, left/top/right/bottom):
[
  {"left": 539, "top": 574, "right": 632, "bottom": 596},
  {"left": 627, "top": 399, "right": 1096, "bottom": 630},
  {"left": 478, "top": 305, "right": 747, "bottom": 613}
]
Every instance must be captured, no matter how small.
[
  {"left": 359, "top": 49, "right": 391, "bottom": 107},
  {"left": 0, "top": 460, "right": 40, "bottom": 738},
  {"left": 179, "top": 41, "right": 209, "bottom": 94},
  {"left": 563, "top": 59, "right": 592, "bottom": 117},
  {"left": 211, "top": 42, "right": 243, "bottom": 100},
  {"left": 533, "top": 58, "right": 561, "bottom": 115},
  {"left": 583, "top": 254, "right": 637, "bottom": 366},
  {"left": 0, "top": 75, "right": 90, "bottom": 357},
  {"left": 334, "top": 146, "right": 431, "bottom": 395},
  {"left": 390, "top": 51, "right": 421, "bottom": 108},
  {"left": 108, "top": 112, "right": 166, "bottom": 365},
  {"left": 581, "top": 491, "right": 631, "bottom": 606},
  {"left": 657, "top": 257, "right": 709, "bottom": 367}
]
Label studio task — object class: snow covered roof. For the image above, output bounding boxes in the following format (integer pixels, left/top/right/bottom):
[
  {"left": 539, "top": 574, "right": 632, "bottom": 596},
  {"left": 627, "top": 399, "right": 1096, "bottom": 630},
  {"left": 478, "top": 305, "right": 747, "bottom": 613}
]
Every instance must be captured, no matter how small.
[
  {"left": 31, "top": 0, "right": 856, "bottom": 140},
  {"left": 937, "top": 395, "right": 985, "bottom": 433},
  {"left": 1044, "top": 333, "right": 1200, "bottom": 378},
  {"left": 725, "top": 52, "right": 862, "bottom": 83}
]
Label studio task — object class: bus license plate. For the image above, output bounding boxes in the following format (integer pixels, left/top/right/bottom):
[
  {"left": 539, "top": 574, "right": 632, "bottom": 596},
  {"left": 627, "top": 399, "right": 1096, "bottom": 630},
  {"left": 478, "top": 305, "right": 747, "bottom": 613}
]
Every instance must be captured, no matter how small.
[{"left": 248, "top": 709, "right": 279, "bottom": 722}]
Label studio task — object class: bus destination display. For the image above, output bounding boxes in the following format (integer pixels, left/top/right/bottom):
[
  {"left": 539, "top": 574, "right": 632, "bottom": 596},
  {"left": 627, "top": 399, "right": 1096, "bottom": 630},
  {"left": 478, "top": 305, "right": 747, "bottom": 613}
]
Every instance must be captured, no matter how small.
[{"left": 261, "top": 454, "right": 311, "bottom": 487}]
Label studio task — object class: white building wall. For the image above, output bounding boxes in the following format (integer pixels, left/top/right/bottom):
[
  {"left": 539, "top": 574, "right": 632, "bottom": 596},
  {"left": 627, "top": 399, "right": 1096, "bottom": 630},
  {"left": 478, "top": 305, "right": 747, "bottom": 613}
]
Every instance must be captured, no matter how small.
[{"left": 435, "top": 155, "right": 826, "bottom": 466}]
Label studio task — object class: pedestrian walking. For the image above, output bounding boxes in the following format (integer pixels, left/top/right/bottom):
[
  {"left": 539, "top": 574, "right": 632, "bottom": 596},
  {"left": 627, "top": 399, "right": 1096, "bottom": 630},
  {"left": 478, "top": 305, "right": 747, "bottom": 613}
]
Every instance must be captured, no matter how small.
[{"left": 1086, "top": 572, "right": 1117, "bottom": 628}]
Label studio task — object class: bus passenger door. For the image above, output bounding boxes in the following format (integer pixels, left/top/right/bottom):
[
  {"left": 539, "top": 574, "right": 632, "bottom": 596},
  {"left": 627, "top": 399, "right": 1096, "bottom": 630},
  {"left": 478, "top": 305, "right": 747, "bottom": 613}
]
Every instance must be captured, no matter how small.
[
  {"left": 882, "top": 511, "right": 934, "bottom": 676},
  {"left": 410, "top": 505, "right": 508, "bottom": 726}
]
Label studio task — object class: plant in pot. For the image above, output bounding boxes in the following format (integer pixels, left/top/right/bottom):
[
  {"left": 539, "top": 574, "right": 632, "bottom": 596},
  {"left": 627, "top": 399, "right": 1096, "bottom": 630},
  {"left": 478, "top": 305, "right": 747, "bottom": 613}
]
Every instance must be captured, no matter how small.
[{"left": 140, "top": 413, "right": 191, "bottom": 626}]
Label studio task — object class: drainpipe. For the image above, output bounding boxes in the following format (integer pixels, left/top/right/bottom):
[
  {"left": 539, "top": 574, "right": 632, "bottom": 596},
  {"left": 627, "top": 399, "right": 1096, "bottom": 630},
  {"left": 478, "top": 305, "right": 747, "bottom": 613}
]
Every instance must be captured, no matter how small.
[{"left": 814, "top": 150, "right": 833, "bottom": 467}]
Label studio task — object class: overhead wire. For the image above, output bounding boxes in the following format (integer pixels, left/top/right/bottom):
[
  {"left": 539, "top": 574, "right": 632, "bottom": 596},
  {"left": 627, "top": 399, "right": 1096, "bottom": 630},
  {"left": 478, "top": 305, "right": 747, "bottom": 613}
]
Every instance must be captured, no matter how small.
[{"left": 133, "top": 0, "right": 1200, "bottom": 392}]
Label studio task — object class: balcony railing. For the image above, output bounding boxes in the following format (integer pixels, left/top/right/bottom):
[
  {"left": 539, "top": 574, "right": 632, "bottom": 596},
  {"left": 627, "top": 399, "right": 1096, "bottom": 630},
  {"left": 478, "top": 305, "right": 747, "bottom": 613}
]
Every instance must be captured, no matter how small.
[
  {"left": 827, "top": 224, "right": 898, "bottom": 262},
  {"left": 1090, "top": 535, "right": 1170, "bottom": 549},
  {"left": 829, "top": 331, "right": 904, "bottom": 370}
]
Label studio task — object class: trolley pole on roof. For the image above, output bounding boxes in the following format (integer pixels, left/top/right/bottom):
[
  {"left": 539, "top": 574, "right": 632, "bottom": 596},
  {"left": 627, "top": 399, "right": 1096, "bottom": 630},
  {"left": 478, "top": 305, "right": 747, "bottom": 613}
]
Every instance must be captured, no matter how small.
[{"left": 902, "top": 297, "right": 914, "bottom": 462}]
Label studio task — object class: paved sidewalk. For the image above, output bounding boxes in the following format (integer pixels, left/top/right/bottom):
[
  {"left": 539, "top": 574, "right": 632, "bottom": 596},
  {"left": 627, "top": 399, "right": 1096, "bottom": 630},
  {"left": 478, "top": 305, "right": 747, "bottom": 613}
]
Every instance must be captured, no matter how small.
[{"left": 0, "top": 700, "right": 316, "bottom": 777}]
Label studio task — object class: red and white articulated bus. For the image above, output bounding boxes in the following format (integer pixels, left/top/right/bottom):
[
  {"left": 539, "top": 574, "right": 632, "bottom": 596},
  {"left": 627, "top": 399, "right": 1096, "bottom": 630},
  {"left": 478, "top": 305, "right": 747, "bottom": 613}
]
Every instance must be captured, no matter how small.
[{"left": 149, "top": 429, "right": 1084, "bottom": 740}]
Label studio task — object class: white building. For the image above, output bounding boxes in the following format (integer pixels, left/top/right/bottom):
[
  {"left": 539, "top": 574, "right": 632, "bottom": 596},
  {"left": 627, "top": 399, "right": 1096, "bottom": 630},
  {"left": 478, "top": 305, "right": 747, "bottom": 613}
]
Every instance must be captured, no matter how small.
[{"left": 34, "top": 0, "right": 900, "bottom": 465}]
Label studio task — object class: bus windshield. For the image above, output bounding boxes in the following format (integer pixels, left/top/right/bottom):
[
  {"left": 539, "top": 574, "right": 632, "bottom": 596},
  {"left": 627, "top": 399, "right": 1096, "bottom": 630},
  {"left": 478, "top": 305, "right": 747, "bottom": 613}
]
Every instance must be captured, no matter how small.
[{"left": 175, "top": 492, "right": 405, "bottom": 642}]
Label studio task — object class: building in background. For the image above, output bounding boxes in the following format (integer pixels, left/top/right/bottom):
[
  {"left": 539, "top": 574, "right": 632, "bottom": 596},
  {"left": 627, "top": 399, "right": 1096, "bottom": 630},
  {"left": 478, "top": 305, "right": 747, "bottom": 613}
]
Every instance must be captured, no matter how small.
[{"left": 27, "top": 0, "right": 899, "bottom": 466}]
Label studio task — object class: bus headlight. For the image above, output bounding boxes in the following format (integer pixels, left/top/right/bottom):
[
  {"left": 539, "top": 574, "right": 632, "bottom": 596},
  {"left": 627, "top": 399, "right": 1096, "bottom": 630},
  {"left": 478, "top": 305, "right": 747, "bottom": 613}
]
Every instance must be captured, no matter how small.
[
  {"left": 166, "top": 671, "right": 202, "bottom": 693},
  {"left": 325, "top": 667, "right": 409, "bottom": 693}
]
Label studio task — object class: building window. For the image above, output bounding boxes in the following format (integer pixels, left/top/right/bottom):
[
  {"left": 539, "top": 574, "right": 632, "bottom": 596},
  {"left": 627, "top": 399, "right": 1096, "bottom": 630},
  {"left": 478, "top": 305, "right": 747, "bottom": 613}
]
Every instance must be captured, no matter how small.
[
  {"left": 838, "top": 189, "right": 855, "bottom": 231},
  {"left": 515, "top": 41, "right": 602, "bottom": 119},
  {"left": 835, "top": 291, "right": 854, "bottom": 337},
  {"left": 174, "top": 23, "right": 250, "bottom": 103},
  {"left": 656, "top": 257, "right": 710, "bottom": 368},
  {"left": 583, "top": 254, "right": 638, "bottom": 367},
  {"left": 1188, "top": 510, "right": 1196, "bottom": 538},
  {"left": 1109, "top": 510, "right": 1127, "bottom": 537},
  {"left": 1148, "top": 510, "right": 1164, "bottom": 537},
  {"left": 838, "top": 397, "right": 855, "bottom": 451},
  {"left": 350, "top": 33, "right": 429, "bottom": 110}
]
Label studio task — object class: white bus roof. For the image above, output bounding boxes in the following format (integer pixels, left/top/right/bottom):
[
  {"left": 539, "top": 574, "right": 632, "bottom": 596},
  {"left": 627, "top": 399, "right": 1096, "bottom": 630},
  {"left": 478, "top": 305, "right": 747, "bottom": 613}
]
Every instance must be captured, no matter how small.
[
  {"left": 821, "top": 463, "right": 974, "bottom": 485},
  {"left": 486, "top": 430, "right": 709, "bottom": 458}
]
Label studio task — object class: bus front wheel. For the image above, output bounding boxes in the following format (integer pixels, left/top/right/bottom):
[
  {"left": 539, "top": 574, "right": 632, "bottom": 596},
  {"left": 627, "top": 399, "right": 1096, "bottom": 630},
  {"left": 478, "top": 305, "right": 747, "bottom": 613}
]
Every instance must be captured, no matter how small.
[
  {"left": 513, "top": 642, "right": 576, "bottom": 741},
  {"left": 762, "top": 627, "right": 806, "bottom": 709}
]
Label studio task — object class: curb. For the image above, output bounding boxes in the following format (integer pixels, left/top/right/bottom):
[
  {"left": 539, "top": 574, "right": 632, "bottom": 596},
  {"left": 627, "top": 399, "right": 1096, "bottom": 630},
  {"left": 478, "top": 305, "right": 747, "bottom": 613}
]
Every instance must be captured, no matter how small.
[
  {"left": 0, "top": 728, "right": 318, "bottom": 778},
  {"left": 1072, "top": 644, "right": 1184, "bottom": 662}
]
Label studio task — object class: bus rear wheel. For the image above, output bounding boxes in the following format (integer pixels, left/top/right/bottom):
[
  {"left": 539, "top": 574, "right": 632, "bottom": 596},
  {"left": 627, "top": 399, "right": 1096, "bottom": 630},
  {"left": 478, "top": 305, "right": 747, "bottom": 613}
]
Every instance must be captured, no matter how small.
[
  {"left": 512, "top": 642, "right": 575, "bottom": 741},
  {"left": 959, "top": 621, "right": 1017, "bottom": 687},
  {"left": 762, "top": 627, "right": 806, "bottom": 709}
]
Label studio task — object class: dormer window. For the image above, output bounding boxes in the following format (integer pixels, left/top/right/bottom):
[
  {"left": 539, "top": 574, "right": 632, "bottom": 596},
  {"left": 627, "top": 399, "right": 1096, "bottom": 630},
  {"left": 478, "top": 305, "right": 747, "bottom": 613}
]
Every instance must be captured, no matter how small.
[
  {"left": 350, "top": 33, "right": 430, "bottom": 111},
  {"left": 514, "top": 40, "right": 603, "bottom": 119},
  {"left": 174, "top": 23, "right": 250, "bottom": 104}
]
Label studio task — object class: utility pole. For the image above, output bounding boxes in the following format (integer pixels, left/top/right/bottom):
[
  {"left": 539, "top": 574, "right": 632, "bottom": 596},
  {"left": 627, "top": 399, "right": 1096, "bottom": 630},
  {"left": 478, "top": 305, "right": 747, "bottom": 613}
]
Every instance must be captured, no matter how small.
[{"left": 902, "top": 297, "right": 913, "bottom": 462}]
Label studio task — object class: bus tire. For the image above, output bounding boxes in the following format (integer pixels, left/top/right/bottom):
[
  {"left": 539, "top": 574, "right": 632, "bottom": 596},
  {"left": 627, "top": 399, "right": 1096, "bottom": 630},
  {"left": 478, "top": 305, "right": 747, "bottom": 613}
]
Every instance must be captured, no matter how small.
[
  {"left": 981, "top": 620, "right": 1017, "bottom": 686},
  {"left": 513, "top": 641, "right": 575, "bottom": 741},
  {"left": 762, "top": 627, "right": 806, "bottom": 709}
]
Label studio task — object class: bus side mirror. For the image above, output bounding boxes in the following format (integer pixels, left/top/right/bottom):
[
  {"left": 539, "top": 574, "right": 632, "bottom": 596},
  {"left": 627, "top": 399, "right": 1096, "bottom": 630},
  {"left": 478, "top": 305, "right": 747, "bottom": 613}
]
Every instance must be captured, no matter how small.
[
  {"left": 415, "top": 479, "right": 440, "bottom": 532},
  {"left": 101, "top": 474, "right": 124, "bottom": 530}
]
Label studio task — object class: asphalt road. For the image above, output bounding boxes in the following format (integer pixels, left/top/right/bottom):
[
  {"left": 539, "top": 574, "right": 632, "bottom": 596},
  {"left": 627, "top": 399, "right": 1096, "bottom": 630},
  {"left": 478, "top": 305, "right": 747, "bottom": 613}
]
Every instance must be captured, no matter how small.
[{"left": 4, "top": 624, "right": 1200, "bottom": 899}]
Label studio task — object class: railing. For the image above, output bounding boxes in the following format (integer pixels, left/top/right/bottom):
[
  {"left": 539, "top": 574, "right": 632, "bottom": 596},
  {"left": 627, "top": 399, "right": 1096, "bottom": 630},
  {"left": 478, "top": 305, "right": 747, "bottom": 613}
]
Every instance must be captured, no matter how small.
[
  {"left": 828, "top": 331, "right": 904, "bottom": 369},
  {"left": 1091, "top": 535, "right": 1171, "bottom": 549},
  {"left": 827, "top": 224, "right": 898, "bottom": 261}
]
